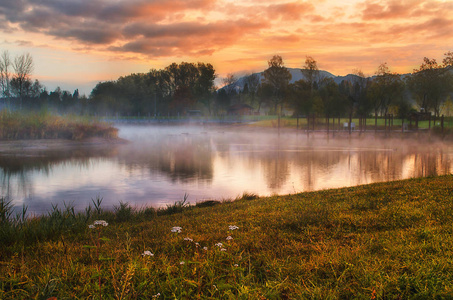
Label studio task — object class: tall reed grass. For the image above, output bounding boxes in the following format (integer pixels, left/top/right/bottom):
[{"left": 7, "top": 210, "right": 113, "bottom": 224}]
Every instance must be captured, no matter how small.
[{"left": 0, "top": 109, "right": 118, "bottom": 140}]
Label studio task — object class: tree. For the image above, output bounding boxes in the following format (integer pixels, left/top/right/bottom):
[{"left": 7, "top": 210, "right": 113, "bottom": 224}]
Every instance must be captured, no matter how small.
[
  {"left": 12, "top": 53, "right": 34, "bottom": 108},
  {"left": 242, "top": 73, "right": 260, "bottom": 110},
  {"left": 288, "top": 79, "right": 312, "bottom": 116},
  {"left": 351, "top": 70, "right": 372, "bottom": 118},
  {"left": 0, "top": 50, "right": 11, "bottom": 98},
  {"left": 318, "top": 77, "right": 343, "bottom": 119},
  {"left": 262, "top": 55, "right": 292, "bottom": 114},
  {"left": 301, "top": 56, "right": 319, "bottom": 97},
  {"left": 443, "top": 51, "right": 453, "bottom": 67},
  {"left": 368, "top": 63, "right": 405, "bottom": 125},
  {"left": 407, "top": 57, "right": 451, "bottom": 117},
  {"left": 195, "top": 63, "right": 216, "bottom": 114},
  {"left": 222, "top": 73, "right": 237, "bottom": 95}
]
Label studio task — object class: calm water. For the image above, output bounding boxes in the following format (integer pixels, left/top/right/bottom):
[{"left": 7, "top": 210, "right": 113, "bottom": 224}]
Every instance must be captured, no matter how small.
[{"left": 2, "top": 125, "right": 453, "bottom": 214}]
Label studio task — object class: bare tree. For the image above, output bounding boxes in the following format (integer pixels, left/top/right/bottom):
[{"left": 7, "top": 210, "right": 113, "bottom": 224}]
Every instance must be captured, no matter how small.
[
  {"left": 12, "top": 53, "right": 34, "bottom": 108},
  {"left": 0, "top": 50, "right": 11, "bottom": 98},
  {"left": 222, "top": 73, "right": 237, "bottom": 95}
]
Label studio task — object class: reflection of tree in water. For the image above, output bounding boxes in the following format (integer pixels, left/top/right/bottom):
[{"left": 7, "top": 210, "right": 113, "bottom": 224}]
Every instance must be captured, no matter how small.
[
  {"left": 117, "top": 133, "right": 213, "bottom": 183},
  {"left": 117, "top": 126, "right": 453, "bottom": 193},
  {"left": 261, "top": 154, "right": 290, "bottom": 190},
  {"left": 213, "top": 132, "right": 292, "bottom": 190},
  {"left": 410, "top": 150, "right": 453, "bottom": 178},
  {"left": 215, "top": 134, "right": 453, "bottom": 192},
  {"left": 0, "top": 147, "right": 117, "bottom": 199}
]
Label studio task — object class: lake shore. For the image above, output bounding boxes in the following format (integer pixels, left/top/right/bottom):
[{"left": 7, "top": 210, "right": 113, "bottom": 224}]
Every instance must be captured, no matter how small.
[{"left": 2, "top": 175, "right": 453, "bottom": 299}]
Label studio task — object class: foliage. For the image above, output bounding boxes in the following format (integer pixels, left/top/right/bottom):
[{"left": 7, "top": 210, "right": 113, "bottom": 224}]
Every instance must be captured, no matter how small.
[
  {"left": 262, "top": 55, "right": 292, "bottom": 113},
  {"left": 2, "top": 176, "right": 453, "bottom": 298},
  {"left": 406, "top": 57, "right": 453, "bottom": 117}
]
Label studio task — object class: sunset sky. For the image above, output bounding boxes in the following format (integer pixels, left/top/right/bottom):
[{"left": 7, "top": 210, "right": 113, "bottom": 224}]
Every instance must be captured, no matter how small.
[{"left": 0, "top": 0, "right": 452, "bottom": 95}]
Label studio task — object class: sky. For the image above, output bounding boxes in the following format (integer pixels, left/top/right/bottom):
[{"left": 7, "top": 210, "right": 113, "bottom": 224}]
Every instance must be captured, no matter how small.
[{"left": 0, "top": 0, "right": 452, "bottom": 95}]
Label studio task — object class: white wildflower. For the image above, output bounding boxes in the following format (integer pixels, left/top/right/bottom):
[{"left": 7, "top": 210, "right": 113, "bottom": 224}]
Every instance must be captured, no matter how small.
[
  {"left": 228, "top": 225, "right": 239, "bottom": 231},
  {"left": 215, "top": 242, "right": 223, "bottom": 247},
  {"left": 195, "top": 242, "right": 200, "bottom": 247},
  {"left": 180, "top": 261, "right": 185, "bottom": 265},
  {"left": 203, "top": 247, "right": 208, "bottom": 251},
  {"left": 88, "top": 225, "right": 95, "bottom": 229},
  {"left": 226, "top": 236, "right": 233, "bottom": 241},
  {"left": 93, "top": 220, "right": 108, "bottom": 227},
  {"left": 220, "top": 248, "right": 227, "bottom": 251},
  {"left": 234, "top": 264, "right": 239, "bottom": 267},
  {"left": 152, "top": 293, "right": 161, "bottom": 298},
  {"left": 184, "top": 237, "right": 193, "bottom": 242},
  {"left": 142, "top": 250, "right": 154, "bottom": 257},
  {"left": 171, "top": 226, "right": 182, "bottom": 233}
]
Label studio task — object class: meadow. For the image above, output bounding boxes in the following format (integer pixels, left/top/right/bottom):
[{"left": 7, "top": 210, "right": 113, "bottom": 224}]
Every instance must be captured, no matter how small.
[
  {"left": 0, "top": 110, "right": 118, "bottom": 140},
  {"left": 2, "top": 175, "right": 453, "bottom": 299}
]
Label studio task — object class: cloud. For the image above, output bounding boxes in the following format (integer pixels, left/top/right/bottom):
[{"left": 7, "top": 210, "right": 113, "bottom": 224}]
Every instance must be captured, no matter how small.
[
  {"left": 359, "top": 0, "right": 453, "bottom": 20},
  {"left": 0, "top": 0, "right": 268, "bottom": 57},
  {"left": 0, "top": 0, "right": 452, "bottom": 79},
  {"left": 111, "top": 19, "right": 267, "bottom": 57},
  {"left": 49, "top": 22, "right": 122, "bottom": 44},
  {"left": 266, "top": 2, "right": 315, "bottom": 20}
]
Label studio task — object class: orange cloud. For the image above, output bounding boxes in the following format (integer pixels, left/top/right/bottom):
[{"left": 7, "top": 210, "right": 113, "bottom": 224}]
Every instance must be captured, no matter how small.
[
  {"left": 1, "top": 0, "right": 453, "bottom": 87},
  {"left": 266, "top": 2, "right": 315, "bottom": 20}
]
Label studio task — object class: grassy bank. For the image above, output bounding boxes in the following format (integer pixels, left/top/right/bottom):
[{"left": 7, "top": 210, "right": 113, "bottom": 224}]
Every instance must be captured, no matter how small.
[
  {"left": 0, "top": 110, "right": 118, "bottom": 140},
  {"left": 2, "top": 176, "right": 453, "bottom": 299}
]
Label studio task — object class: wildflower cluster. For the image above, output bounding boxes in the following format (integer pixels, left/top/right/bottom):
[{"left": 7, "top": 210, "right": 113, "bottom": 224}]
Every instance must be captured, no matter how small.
[
  {"left": 142, "top": 250, "right": 154, "bottom": 257},
  {"left": 88, "top": 220, "right": 109, "bottom": 228},
  {"left": 229, "top": 225, "right": 239, "bottom": 231},
  {"left": 171, "top": 226, "right": 182, "bottom": 233}
]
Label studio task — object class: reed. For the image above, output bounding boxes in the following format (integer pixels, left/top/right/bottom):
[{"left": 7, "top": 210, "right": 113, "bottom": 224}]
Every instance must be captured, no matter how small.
[
  {"left": 2, "top": 176, "right": 453, "bottom": 298},
  {"left": 0, "top": 109, "right": 118, "bottom": 140}
]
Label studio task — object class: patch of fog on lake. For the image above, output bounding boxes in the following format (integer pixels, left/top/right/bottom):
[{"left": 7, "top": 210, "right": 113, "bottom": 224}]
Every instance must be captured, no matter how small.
[{"left": 1, "top": 124, "right": 452, "bottom": 214}]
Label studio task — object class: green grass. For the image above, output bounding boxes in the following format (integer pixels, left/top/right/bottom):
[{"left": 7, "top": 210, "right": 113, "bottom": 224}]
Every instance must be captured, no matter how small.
[
  {"left": 2, "top": 176, "right": 453, "bottom": 299},
  {"left": 250, "top": 116, "right": 450, "bottom": 132},
  {"left": 0, "top": 109, "right": 118, "bottom": 140}
]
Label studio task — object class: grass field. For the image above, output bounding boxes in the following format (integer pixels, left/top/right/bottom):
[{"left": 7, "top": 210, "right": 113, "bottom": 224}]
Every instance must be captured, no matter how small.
[{"left": 2, "top": 175, "right": 453, "bottom": 299}]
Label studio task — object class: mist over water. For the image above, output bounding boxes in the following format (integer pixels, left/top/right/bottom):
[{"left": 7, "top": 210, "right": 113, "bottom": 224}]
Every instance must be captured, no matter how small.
[{"left": 1, "top": 124, "right": 453, "bottom": 214}]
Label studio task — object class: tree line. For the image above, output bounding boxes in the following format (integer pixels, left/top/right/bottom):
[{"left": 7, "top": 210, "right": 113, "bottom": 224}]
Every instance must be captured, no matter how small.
[
  {"left": 257, "top": 53, "right": 453, "bottom": 122},
  {"left": 1, "top": 49, "right": 452, "bottom": 119}
]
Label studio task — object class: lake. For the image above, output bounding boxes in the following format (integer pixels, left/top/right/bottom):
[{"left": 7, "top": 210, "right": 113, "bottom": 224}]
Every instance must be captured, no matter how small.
[{"left": 2, "top": 124, "right": 452, "bottom": 214}]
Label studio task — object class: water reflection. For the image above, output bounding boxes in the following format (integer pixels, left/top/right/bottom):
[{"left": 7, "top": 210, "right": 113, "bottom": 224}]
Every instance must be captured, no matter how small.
[
  {"left": 118, "top": 131, "right": 213, "bottom": 183},
  {"left": 1, "top": 125, "right": 452, "bottom": 214}
]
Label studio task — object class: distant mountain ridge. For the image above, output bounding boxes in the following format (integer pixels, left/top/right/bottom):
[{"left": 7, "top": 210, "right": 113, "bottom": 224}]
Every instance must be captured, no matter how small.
[{"left": 224, "top": 68, "right": 409, "bottom": 92}]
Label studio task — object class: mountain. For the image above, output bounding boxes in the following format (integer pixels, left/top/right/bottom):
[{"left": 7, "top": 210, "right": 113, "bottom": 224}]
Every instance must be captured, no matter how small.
[{"left": 223, "top": 68, "right": 373, "bottom": 93}]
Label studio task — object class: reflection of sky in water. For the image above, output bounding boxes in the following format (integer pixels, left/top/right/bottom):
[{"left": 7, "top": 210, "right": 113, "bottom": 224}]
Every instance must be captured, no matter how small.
[{"left": 2, "top": 125, "right": 453, "bottom": 214}]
